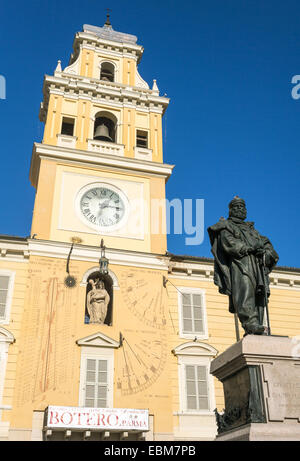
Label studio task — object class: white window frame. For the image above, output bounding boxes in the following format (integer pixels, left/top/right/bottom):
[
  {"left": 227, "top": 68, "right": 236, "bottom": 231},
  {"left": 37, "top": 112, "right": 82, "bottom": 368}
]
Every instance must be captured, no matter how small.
[
  {"left": 0, "top": 327, "right": 15, "bottom": 419},
  {"left": 0, "top": 270, "right": 15, "bottom": 325},
  {"left": 173, "top": 342, "right": 217, "bottom": 416},
  {"left": 177, "top": 287, "right": 208, "bottom": 340},
  {"left": 77, "top": 332, "right": 119, "bottom": 408}
]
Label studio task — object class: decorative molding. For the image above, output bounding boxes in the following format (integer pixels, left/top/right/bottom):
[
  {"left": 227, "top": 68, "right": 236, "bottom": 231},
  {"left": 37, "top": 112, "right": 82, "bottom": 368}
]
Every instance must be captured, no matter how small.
[
  {"left": 87, "top": 139, "right": 125, "bottom": 157},
  {"left": 135, "top": 70, "right": 149, "bottom": 89},
  {"left": 30, "top": 142, "right": 174, "bottom": 189},
  {"left": 0, "top": 240, "right": 29, "bottom": 262},
  {"left": 174, "top": 342, "right": 217, "bottom": 416},
  {"left": 26, "top": 238, "right": 170, "bottom": 271},
  {"left": 172, "top": 341, "right": 218, "bottom": 357},
  {"left": 0, "top": 327, "right": 15, "bottom": 344},
  {"left": 0, "top": 271, "right": 16, "bottom": 325},
  {"left": 80, "top": 267, "right": 120, "bottom": 289},
  {"left": 134, "top": 146, "right": 153, "bottom": 162},
  {"left": 57, "top": 134, "right": 77, "bottom": 149},
  {"left": 76, "top": 331, "right": 120, "bottom": 348},
  {"left": 0, "top": 235, "right": 299, "bottom": 290},
  {"left": 39, "top": 73, "right": 169, "bottom": 122}
]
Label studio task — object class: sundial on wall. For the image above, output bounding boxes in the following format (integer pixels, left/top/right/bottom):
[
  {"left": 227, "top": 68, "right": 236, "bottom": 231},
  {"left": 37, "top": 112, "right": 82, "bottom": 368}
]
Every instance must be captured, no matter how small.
[
  {"left": 117, "top": 269, "right": 168, "bottom": 396},
  {"left": 117, "top": 330, "right": 168, "bottom": 396},
  {"left": 119, "top": 270, "right": 167, "bottom": 329}
]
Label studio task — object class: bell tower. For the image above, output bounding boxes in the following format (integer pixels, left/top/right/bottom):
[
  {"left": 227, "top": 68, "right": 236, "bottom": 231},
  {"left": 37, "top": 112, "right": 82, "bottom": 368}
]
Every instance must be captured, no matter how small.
[{"left": 29, "top": 19, "right": 173, "bottom": 254}]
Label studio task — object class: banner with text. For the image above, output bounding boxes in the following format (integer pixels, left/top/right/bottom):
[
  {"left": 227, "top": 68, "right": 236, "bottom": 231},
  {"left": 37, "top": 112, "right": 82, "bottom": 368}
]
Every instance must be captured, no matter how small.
[{"left": 46, "top": 406, "right": 149, "bottom": 431}]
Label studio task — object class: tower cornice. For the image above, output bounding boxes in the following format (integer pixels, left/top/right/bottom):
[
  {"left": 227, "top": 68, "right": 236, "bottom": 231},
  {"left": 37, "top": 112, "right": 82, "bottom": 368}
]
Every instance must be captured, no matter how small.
[
  {"left": 29, "top": 142, "right": 175, "bottom": 188},
  {"left": 39, "top": 74, "right": 170, "bottom": 122},
  {"left": 72, "top": 30, "right": 144, "bottom": 62}
]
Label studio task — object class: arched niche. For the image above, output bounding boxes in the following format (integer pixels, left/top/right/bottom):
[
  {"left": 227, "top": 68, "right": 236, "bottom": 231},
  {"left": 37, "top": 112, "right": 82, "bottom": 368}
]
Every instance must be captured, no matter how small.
[
  {"left": 81, "top": 267, "right": 119, "bottom": 289},
  {"left": 100, "top": 61, "right": 115, "bottom": 82},
  {"left": 84, "top": 270, "right": 114, "bottom": 326},
  {"left": 93, "top": 111, "right": 117, "bottom": 143}
]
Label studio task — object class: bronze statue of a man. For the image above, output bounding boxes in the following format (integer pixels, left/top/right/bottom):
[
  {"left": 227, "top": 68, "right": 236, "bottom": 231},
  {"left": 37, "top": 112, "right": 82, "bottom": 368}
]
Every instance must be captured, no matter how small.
[{"left": 207, "top": 197, "right": 279, "bottom": 335}]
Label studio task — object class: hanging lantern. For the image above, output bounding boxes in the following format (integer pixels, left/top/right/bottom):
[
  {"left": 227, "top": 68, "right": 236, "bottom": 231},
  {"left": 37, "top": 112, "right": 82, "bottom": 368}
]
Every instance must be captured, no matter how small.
[{"left": 99, "top": 239, "right": 109, "bottom": 275}]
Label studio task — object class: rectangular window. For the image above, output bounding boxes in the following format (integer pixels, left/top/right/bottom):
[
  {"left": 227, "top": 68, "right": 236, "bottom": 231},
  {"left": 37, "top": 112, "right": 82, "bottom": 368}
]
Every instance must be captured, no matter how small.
[
  {"left": 181, "top": 292, "right": 204, "bottom": 335},
  {"left": 136, "top": 130, "right": 148, "bottom": 148},
  {"left": 61, "top": 117, "right": 75, "bottom": 136},
  {"left": 185, "top": 365, "right": 209, "bottom": 411},
  {"left": 0, "top": 276, "right": 10, "bottom": 320},
  {"left": 84, "top": 358, "right": 108, "bottom": 408}
]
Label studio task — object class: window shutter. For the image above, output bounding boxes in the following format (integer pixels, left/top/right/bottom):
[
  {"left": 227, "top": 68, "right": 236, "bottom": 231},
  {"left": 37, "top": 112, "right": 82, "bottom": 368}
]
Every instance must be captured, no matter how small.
[
  {"left": 181, "top": 292, "right": 204, "bottom": 334},
  {"left": 0, "top": 276, "right": 10, "bottom": 319},
  {"left": 85, "top": 358, "right": 108, "bottom": 408},
  {"left": 185, "top": 365, "right": 209, "bottom": 411}
]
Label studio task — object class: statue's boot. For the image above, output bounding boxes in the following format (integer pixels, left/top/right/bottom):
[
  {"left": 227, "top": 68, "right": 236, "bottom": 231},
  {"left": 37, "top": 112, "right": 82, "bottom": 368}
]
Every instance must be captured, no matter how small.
[{"left": 244, "top": 321, "right": 265, "bottom": 335}]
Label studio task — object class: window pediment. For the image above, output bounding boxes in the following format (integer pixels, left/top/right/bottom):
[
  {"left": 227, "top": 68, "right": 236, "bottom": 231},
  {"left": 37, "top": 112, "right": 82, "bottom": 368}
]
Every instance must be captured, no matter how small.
[
  {"left": 76, "top": 332, "right": 119, "bottom": 348},
  {"left": 0, "top": 326, "right": 15, "bottom": 344},
  {"left": 172, "top": 342, "right": 218, "bottom": 357}
]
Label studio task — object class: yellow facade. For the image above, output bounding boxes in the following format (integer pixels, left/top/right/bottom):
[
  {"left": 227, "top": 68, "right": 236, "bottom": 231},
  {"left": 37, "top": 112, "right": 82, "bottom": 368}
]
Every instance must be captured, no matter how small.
[{"left": 0, "top": 21, "right": 300, "bottom": 442}]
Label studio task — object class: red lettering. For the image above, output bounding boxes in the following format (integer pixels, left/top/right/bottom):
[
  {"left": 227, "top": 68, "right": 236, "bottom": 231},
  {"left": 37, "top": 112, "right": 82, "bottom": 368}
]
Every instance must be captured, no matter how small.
[
  {"left": 77, "top": 412, "right": 89, "bottom": 426},
  {"left": 107, "top": 414, "right": 119, "bottom": 426},
  {"left": 60, "top": 412, "right": 73, "bottom": 425},
  {"left": 97, "top": 413, "right": 106, "bottom": 426},
  {"left": 86, "top": 412, "right": 96, "bottom": 426},
  {"left": 49, "top": 411, "right": 60, "bottom": 425}
]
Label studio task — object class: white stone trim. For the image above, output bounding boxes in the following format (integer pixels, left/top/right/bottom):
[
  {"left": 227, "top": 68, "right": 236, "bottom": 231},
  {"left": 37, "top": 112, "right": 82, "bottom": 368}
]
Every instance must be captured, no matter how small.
[
  {"left": 173, "top": 342, "right": 217, "bottom": 416},
  {"left": 76, "top": 331, "right": 120, "bottom": 348},
  {"left": 134, "top": 146, "right": 153, "bottom": 162},
  {"left": 176, "top": 287, "right": 209, "bottom": 341},
  {"left": 98, "top": 59, "right": 118, "bottom": 83},
  {"left": 57, "top": 133, "right": 77, "bottom": 149},
  {"left": 0, "top": 327, "right": 15, "bottom": 423},
  {"left": 39, "top": 73, "right": 169, "bottom": 122},
  {"left": 27, "top": 238, "right": 170, "bottom": 271},
  {"left": 80, "top": 267, "right": 119, "bottom": 289},
  {"left": 87, "top": 139, "right": 125, "bottom": 157},
  {"left": 30, "top": 143, "right": 174, "bottom": 188},
  {"left": 0, "top": 270, "right": 16, "bottom": 325},
  {"left": 172, "top": 342, "right": 218, "bottom": 357},
  {"left": 0, "top": 240, "right": 29, "bottom": 262},
  {"left": 135, "top": 70, "right": 149, "bottom": 89},
  {"left": 77, "top": 332, "right": 118, "bottom": 408}
]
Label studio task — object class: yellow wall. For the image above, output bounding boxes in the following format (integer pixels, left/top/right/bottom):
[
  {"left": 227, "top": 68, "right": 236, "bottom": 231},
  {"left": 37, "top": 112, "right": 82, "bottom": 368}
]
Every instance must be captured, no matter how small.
[
  {"left": 6, "top": 257, "right": 173, "bottom": 433},
  {"left": 0, "top": 259, "right": 28, "bottom": 415},
  {"left": 3, "top": 252, "right": 300, "bottom": 435},
  {"left": 164, "top": 276, "right": 300, "bottom": 415},
  {"left": 42, "top": 100, "right": 164, "bottom": 162},
  {"left": 41, "top": 44, "right": 165, "bottom": 162},
  {"left": 43, "top": 95, "right": 63, "bottom": 145},
  {"left": 31, "top": 160, "right": 167, "bottom": 254},
  {"left": 31, "top": 159, "right": 57, "bottom": 240}
]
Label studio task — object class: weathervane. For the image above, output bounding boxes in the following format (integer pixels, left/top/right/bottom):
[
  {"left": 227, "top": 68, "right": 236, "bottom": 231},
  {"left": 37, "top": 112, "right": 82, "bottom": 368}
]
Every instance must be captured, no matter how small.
[{"left": 104, "top": 8, "right": 112, "bottom": 27}]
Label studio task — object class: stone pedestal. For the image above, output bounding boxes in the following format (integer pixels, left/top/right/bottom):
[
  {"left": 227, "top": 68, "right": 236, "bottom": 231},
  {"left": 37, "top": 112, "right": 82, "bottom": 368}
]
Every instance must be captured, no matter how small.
[{"left": 210, "top": 335, "right": 300, "bottom": 441}]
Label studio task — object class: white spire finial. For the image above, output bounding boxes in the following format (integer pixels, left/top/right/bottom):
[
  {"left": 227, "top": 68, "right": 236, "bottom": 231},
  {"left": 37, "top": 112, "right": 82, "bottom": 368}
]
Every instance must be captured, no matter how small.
[
  {"left": 152, "top": 79, "right": 159, "bottom": 95},
  {"left": 55, "top": 60, "right": 62, "bottom": 74}
]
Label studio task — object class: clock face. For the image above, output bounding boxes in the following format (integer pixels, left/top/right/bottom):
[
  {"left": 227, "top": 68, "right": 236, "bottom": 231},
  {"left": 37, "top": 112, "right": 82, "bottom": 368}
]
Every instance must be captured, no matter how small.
[{"left": 77, "top": 184, "right": 128, "bottom": 230}]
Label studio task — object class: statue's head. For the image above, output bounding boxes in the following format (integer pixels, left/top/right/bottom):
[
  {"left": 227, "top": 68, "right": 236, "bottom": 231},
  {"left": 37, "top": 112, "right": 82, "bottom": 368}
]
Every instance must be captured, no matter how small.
[
  {"left": 96, "top": 280, "right": 105, "bottom": 289},
  {"left": 228, "top": 196, "right": 247, "bottom": 221}
]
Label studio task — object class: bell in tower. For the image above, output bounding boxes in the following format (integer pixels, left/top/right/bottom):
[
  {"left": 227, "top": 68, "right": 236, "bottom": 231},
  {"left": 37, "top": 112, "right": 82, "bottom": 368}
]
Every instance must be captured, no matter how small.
[{"left": 93, "top": 116, "right": 115, "bottom": 142}]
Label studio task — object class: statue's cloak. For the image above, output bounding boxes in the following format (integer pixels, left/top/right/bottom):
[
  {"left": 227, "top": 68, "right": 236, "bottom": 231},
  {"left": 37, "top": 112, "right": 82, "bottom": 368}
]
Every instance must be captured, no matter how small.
[
  {"left": 207, "top": 219, "right": 278, "bottom": 314},
  {"left": 207, "top": 220, "right": 233, "bottom": 303}
]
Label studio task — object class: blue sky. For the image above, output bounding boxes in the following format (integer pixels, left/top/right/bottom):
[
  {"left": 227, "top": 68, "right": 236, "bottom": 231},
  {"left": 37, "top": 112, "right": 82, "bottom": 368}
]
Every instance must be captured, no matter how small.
[{"left": 0, "top": 0, "right": 299, "bottom": 267}]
